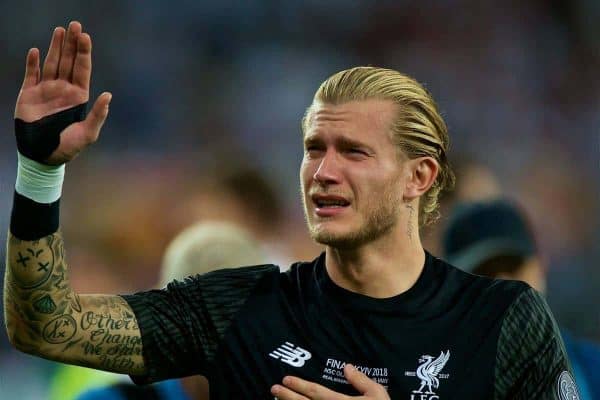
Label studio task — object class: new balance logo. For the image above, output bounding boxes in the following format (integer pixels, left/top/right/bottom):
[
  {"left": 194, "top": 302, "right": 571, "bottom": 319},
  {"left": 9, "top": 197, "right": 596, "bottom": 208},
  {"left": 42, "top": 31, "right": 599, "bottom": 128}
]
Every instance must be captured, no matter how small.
[{"left": 269, "top": 342, "right": 312, "bottom": 367}]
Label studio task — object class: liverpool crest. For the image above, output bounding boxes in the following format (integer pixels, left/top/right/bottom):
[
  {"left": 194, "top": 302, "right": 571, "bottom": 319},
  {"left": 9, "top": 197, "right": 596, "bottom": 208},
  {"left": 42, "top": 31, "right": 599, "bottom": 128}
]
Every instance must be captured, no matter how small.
[{"left": 405, "top": 350, "right": 450, "bottom": 399}]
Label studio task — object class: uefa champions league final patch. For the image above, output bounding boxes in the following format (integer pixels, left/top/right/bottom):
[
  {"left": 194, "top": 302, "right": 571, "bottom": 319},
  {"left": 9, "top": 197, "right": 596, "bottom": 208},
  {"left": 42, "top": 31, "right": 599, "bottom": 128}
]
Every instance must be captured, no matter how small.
[{"left": 557, "top": 371, "right": 580, "bottom": 400}]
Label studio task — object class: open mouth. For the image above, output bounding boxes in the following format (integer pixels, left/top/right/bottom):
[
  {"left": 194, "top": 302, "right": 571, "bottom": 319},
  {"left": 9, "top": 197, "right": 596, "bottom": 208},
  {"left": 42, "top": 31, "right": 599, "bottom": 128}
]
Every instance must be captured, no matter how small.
[
  {"left": 314, "top": 198, "right": 350, "bottom": 208},
  {"left": 311, "top": 194, "right": 350, "bottom": 215}
]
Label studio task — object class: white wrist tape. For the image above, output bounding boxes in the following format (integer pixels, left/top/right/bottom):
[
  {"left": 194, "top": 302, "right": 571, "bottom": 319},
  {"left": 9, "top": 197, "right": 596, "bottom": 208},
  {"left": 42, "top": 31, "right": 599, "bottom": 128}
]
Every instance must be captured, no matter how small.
[{"left": 15, "top": 152, "right": 64, "bottom": 203}]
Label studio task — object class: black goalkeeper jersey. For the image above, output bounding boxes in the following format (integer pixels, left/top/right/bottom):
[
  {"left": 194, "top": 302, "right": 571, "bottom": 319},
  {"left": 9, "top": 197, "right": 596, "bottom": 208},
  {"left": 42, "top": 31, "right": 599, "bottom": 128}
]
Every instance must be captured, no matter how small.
[{"left": 122, "top": 252, "right": 578, "bottom": 399}]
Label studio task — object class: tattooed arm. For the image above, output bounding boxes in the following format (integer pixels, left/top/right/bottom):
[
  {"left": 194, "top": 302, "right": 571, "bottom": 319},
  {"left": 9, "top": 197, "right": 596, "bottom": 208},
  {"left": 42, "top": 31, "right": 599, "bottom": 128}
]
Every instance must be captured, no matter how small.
[
  {"left": 4, "top": 231, "right": 146, "bottom": 374},
  {"left": 4, "top": 22, "right": 144, "bottom": 375}
]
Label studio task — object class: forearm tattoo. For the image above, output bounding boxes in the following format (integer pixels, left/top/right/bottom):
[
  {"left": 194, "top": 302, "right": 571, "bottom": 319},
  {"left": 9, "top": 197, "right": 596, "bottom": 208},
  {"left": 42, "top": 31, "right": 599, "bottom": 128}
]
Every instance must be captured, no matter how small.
[{"left": 4, "top": 232, "right": 145, "bottom": 374}]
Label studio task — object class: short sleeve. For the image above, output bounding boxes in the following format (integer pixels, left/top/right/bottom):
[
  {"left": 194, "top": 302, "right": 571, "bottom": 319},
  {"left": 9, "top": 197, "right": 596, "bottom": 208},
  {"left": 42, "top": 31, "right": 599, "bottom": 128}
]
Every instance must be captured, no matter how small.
[
  {"left": 121, "top": 264, "right": 278, "bottom": 384},
  {"left": 494, "top": 288, "right": 581, "bottom": 399}
]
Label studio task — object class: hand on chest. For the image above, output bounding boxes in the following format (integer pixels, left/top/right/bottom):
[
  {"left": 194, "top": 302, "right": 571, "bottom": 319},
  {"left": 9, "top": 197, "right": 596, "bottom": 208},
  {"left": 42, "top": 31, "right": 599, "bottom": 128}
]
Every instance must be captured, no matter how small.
[
  {"left": 218, "top": 314, "right": 497, "bottom": 398},
  {"left": 265, "top": 338, "right": 458, "bottom": 399}
]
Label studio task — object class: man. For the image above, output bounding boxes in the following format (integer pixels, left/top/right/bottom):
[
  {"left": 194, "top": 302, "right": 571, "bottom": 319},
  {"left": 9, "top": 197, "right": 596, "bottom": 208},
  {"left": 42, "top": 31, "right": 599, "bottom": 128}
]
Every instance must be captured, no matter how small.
[
  {"left": 4, "top": 21, "right": 578, "bottom": 399},
  {"left": 77, "top": 221, "right": 268, "bottom": 400},
  {"left": 443, "top": 199, "right": 599, "bottom": 400}
]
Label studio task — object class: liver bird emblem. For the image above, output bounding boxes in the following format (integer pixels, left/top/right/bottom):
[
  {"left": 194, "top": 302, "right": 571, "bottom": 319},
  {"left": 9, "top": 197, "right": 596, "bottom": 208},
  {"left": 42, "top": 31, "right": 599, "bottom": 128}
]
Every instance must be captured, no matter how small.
[{"left": 412, "top": 350, "right": 450, "bottom": 395}]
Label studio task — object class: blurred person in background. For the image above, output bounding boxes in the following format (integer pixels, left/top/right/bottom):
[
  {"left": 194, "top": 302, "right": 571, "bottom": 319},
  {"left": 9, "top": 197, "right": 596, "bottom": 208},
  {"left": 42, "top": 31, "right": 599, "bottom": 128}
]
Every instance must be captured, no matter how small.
[
  {"left": 174, "top": 165, "right": 304, "bottom": 268},
  {"left": 421, "top": 159, "right": 503, "bottom": 255},
  {"left": 443, "top": 199, "right": 600, "bottom": 400},
  {"left": 77, "top": 221, "right": 267, "bottom": 400},
  {"left": 4, "top": 21, "right": 580, "bottom": 399}
]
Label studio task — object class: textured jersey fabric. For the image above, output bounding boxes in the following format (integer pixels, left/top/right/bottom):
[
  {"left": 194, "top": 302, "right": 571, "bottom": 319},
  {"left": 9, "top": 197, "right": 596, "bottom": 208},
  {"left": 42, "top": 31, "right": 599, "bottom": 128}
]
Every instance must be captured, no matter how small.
[
  {"left": 122, "top": 252, "right": 577, "bottom": 399},
  {"left": 495, "top": 289, "right": 574, "bottom": 399}
]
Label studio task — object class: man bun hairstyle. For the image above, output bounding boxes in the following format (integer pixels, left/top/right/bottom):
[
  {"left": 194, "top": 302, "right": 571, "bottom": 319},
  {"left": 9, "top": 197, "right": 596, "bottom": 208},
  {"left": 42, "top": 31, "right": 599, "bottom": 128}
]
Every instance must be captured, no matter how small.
[{"left": 303, "top": 66, "right": 455, "bottom": 226}]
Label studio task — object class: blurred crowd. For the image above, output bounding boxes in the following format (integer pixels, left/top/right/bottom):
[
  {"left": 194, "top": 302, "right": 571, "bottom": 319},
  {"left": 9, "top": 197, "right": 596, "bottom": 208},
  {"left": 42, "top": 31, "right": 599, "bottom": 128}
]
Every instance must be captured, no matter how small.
[{"left": 0, "top": 0, "right": 598, "bottom": 398}]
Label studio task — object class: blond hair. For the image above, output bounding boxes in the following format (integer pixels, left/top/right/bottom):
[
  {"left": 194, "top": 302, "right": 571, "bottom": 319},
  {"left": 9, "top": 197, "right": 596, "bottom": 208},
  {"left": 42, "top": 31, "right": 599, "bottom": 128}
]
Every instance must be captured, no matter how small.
[{"left": 302, "top": 66, "right": 455, "bottom": 226}]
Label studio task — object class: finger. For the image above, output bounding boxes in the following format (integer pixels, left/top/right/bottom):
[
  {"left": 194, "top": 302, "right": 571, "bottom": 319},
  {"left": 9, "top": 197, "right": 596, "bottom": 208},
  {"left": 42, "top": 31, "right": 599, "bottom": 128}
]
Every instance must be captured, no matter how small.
[
  {"left": 72, "top": 33, "right": 92, "bottom": 89},
  {"left": 41, "top": 27, "right": 65, "bottom": 80},
  {"left": 82, "top": 92, "right": 112, "bottom": 143},
  {"left": 281, "top": 375, "right": 348, "bottom": 399},
  {"left": 58, "top": 21, "right": 82, "bottom": 80},
  {"left": 22, "top": 48, "right": 40, "bottom": 89},
  {"left": 344, "top": 365, "right": 381, "bottom": 395},
  {"left": 271, "top": 384, "right": 309, "bottom": 400}
]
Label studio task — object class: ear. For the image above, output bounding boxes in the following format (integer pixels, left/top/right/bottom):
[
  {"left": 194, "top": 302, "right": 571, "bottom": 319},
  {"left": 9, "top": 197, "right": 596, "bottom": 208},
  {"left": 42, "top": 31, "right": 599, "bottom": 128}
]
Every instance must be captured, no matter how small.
[{"left": 403, "top": 157, "right": 439, "bottom": 201}]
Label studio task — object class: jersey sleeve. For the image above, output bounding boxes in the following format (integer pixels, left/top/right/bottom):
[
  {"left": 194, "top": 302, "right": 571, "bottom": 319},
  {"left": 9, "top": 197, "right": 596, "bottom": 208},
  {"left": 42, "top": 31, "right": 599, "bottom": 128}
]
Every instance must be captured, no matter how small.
[
  {"left": 120, "top": 264, "right": 278, "bottom": 384},
  {"left": 494, "top": 287, "right": 581, "bottom": 400}
]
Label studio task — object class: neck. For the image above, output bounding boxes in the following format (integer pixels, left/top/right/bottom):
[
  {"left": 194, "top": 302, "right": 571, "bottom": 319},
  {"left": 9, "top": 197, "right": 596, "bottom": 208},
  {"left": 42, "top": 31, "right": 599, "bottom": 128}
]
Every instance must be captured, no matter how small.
[{"left": 324, "top": 223, "right": 425, "bottom": 298}]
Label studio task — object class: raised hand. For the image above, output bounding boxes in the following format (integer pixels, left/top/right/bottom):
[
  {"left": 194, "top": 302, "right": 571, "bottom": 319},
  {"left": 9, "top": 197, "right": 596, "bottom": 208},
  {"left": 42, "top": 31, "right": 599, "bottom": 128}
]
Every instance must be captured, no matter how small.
[
  {"left": 271, "top": 364, "right": 391, "bottom": 400},
  {"left": 15, "top": 21, "right": 111, "bottom": 165}
]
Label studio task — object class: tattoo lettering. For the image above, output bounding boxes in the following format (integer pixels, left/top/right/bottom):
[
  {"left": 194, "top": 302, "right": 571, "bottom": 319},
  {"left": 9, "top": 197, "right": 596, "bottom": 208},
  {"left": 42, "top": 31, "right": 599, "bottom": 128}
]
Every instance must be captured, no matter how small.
[
  {"left": 99, "top": 355, "right": 136, "bottom": 371},
  {"left": 81, "top": 311, "right": 138, "bottom": 332},
  {"left": 74, "top": 305, "right": 144, "bottom": 372},
  {"left": 6, "top": 231, "right": 145, "bottom": 375},
  {"left": 33, "top": 294, "right": 57, "bottom": 314},
  {"left": 91, "top": 331, "right": 142, "bottom": 348},
  {"left": 9, "top": 235, "right": 56, "bottom": 289},
  {"left": 81, "top": 335, "right": 142, "bottom": 356},
  {"left": 43, "top": 315, "right": 77, "bottom": 344},
  {"left": 83, "top": 341, "right": 102, "bottom": 355}
]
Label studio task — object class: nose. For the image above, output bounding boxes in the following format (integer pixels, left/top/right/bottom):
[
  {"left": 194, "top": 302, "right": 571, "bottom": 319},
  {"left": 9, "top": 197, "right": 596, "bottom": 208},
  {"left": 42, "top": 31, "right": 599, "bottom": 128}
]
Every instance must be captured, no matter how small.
[{"left": 313, "top": 150, "right": 341, "bottom": 185}]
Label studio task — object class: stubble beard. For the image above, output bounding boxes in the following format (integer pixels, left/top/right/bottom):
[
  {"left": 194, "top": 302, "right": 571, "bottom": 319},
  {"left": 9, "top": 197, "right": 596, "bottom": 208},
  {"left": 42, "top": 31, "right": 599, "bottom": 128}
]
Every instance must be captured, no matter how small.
[{"left": 302, "top": 185, "right": 401, "bottom": 249}]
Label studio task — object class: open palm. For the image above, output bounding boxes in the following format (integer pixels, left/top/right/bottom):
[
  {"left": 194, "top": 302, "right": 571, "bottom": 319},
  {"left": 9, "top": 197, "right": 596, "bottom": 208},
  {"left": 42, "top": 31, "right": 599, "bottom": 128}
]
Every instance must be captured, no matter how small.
[{"left": 15, "top": 21, "right": 111, "bottom": 165}]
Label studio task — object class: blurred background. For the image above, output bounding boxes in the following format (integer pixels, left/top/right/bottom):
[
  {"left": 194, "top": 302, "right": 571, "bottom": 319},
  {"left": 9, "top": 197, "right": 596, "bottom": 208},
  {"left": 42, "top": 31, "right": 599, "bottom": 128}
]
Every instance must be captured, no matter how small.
[{"left": 0, "top": 0, "right": 598, "bottom": 398}]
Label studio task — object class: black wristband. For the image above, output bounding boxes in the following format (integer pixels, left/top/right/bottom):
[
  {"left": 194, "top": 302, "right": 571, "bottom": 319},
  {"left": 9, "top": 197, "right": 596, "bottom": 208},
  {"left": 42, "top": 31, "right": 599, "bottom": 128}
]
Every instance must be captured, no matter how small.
[
  {"left": 15, "top": 103, "right": 87, "bottom": 163},
  {"left": 10, "top": 191, "right": 60, "bottom": 240}
]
